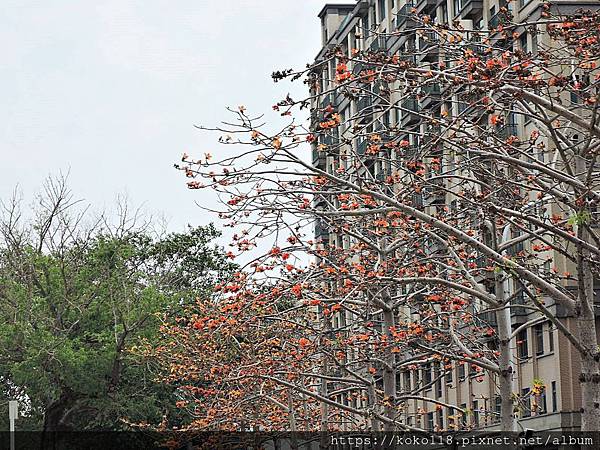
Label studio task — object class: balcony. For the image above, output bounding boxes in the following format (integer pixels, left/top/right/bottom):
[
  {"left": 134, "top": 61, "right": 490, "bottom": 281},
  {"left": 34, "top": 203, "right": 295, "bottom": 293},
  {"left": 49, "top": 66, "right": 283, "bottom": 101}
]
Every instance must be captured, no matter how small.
[
  {"left": 459, "top": 0, "right": 484, "bottom": 20},
  {"left": 395, "top": 2, "right": 416, "bottom": 30},
  {"left": 416, "top": 0, "right": 437, "bottom": 14},
  {"left": 400, "top": 53, "right": 417, "bottom": 66},
  {"left": 412, "top": 192, "right": 424, "bottom": 209}
]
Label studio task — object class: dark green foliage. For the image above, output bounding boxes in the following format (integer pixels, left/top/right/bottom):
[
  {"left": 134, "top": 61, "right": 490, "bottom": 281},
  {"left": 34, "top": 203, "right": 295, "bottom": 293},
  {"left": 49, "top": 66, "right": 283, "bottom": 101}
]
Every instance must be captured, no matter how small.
[{"left": 0, "top": 220, "right": 234, "bottom": 431}]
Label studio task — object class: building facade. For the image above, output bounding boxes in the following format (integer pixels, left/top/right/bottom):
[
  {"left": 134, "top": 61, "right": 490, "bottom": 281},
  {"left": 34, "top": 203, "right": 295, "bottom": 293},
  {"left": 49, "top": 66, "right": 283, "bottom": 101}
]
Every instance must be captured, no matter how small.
[{"left": 310, "top": 0, "right": 600, "bottom": 432}]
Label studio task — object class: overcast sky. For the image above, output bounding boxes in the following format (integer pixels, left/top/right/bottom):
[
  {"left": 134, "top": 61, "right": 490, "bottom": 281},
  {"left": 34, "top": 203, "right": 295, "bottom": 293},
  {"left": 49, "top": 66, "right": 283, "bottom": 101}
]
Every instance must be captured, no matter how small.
[{"left": 1, "top": 0, "right": 351, "bottom": 234}]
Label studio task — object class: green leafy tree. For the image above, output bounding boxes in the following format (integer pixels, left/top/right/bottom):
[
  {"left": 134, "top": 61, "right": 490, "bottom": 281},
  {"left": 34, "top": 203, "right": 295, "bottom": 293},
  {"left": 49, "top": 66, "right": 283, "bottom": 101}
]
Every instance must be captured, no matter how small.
[{"left": 0, "top": 177, "right": 235, "bottom": 431}]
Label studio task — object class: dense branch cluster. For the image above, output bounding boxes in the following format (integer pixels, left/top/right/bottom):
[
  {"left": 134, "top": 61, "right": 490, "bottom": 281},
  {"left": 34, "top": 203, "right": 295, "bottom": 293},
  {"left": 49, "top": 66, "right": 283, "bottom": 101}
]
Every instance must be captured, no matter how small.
[{"left": 160, "top": 5, "right": 600, "bottom": 432}]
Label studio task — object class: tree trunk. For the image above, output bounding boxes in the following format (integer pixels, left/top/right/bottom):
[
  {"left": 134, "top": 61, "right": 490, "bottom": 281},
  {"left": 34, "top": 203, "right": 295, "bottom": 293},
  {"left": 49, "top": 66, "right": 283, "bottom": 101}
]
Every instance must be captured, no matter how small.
[
  {"left": 575, "top": 154, "right": 600, "bottom": 431},
  {"left": 496, "top": 306, "right": 517, "bottom": 431},
  {"left": 576, "top": 230, "right": 600, "bottom": 431},
  {"left": 382, "top": 308, "right": 396, "bottom": 431},
  {"left": 496, "top": 223, "right": 517, "bottom": 431}
]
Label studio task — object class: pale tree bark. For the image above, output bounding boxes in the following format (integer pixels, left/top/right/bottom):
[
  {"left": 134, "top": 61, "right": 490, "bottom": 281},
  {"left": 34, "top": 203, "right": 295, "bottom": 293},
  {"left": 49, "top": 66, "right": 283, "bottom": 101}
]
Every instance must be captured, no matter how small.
[{"left": 575, "top": 154, "right": 600, "bottom": 431}]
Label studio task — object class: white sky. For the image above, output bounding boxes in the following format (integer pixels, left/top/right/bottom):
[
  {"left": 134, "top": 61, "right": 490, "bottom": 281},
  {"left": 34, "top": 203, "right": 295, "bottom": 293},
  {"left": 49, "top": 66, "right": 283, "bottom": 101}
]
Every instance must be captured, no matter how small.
[{"left": 0, "top": 0, "right": 353, "bottom": 234}]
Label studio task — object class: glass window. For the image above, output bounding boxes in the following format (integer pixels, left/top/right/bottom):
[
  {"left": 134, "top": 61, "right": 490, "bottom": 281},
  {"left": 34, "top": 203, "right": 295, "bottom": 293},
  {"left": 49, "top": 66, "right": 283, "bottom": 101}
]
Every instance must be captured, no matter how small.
[
  {"left": 427, "top": 412, "right": 434, "bottom": 430},
  {"left": 534, "top": 323, "right": 544, "bottom": 355},
  {"left": 522, "top": 388, "right": 531, "bottom": 417},
  {"left": 441, "top": 2, "right": 448, "bottom": 23},
  {"left": 517, "top": 329, "right": 529, "bottom": 359},
  {"left": 445, "top": 363, "right": 453, "bottom": 384},
  {"left": 379, "top": 0, "right": 387, "bottom": 21},
  {"left": 453, "top": 0, "right": 461, "bottom": 17},
  {"left": 472, "top": 400, "right": 480, "bottom": 426},
  {"left": 495, "top": 397, "right": 502, "bottom": 422},
  {"left": 424, "top": 363, "right": 432, "bottom": 384},
  {"left": 520, "top": 32, "right": 528, "bottom": 52},
  {"left": 539, "top": 391, "right": 547, "bottom": 414},
  {"left": 551, "top": 381, "right": 557, "bottom": 412},
  {"left": 404, "top": 371, "right": 411, "bottom": 391},
  {"left": 548, "top": 323, "right": 554, "bottom": 352}
]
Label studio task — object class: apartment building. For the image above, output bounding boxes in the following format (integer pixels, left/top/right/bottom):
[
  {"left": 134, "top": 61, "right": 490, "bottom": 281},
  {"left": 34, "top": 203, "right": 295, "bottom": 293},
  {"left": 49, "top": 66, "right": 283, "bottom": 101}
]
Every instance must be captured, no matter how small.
[{"left": 310, "top": 0, "right": 600, "bottom": 432}]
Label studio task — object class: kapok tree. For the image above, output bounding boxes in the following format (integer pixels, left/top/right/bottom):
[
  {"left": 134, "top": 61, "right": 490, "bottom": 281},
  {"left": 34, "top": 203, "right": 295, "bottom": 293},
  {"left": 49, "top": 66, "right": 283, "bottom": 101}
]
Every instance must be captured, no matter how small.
[
  {"left": 175, "top": 4, "right": 600, "bottom": 432},
  {"left": 149, "top": 210, "right": 510, "bottom": 432}
]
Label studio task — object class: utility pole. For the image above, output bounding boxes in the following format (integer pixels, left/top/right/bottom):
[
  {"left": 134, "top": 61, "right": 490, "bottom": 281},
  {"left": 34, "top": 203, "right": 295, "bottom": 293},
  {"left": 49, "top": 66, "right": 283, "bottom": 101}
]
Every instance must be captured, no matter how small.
[{"left": 9, "top": 400, "right": 18, "bottom": 450}]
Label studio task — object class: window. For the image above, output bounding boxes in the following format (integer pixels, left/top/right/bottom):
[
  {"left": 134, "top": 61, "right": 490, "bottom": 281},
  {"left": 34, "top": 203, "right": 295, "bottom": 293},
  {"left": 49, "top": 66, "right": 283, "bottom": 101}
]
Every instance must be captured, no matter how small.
[
  {"left": 448, "top": 408, "right": 456, "bottom": 429},
  {"left": 437, "top": 409, "right": 444, "bottom": 429},
  {"left": 469, "top": 363, "right": 478, "bottom": 377},
  {"left": 538, "top": 391, "right": 547, "bottom": 414},
  {"left": 459, "top": 362, "right": 466, "bottom": 380},
  {"left": 404, "top": 371, "right": 411, "bottom": 391},
  {"left": 517, "top": 329, "right": 529, "bottom": 359},
  {"left": 494, "top": 397, "right": 502, "bottom": 422},
  {"left": 522, "top": 388, "right": 531, "bottom": 417},
  {"left": 453, "top": 0, "right": 462, "bottom": 17},
  {"left": 534, "top": 323, "right": 544, "bottom": 356},
  {"left": 551, "top": 381, "right": 557, "bottom": 412},
  {"left": 548, "top": 324, "right": 554, "bottom": 352},
  {"left": 460, "top": 403, "right": 467, "bottom": 428},
  {"left": 424, "top": 363, "right": 432, "bottom": 385},
  {"left": 440, "top": 2, "right": 448, "bottom": 23},
  {"left": 445, "top": 364, "right": 453, "bottom": 384},
  {"left": 519, "top": 32, "right": 528, "bottom": 52},
  {"left": 427, "top": 412, "right": 435, "bottom": 430},
  {"left": 378, "top": 0, "right": 386, "bottom": 21},
  {"left": 472, "top": 400, "right": 480, "bottom": 427},
  {"left": 489, "top": 6, "right": 496, "bottom": 26}
]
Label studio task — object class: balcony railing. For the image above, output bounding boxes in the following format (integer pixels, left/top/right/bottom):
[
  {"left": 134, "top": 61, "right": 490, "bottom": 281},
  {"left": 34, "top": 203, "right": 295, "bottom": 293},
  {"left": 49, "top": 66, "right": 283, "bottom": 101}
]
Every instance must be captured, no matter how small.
[
  {"left": 467, "top": 35, "right": 486, "bottom": 55},
  {"left": 423, "top": 83, "right": 441, "bottom": 96}
]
